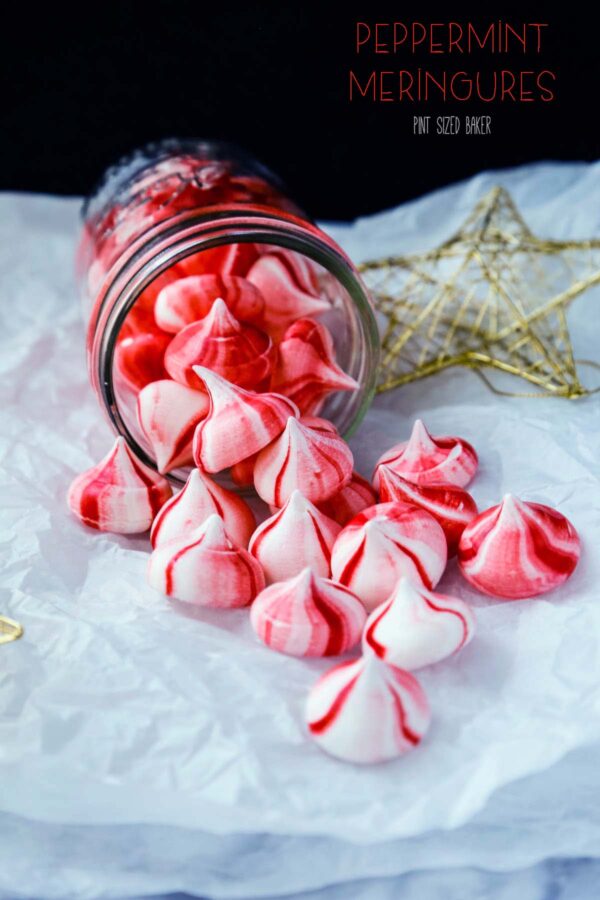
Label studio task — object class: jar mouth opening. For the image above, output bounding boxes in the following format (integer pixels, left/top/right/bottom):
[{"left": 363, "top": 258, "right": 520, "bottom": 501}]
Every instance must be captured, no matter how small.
[{"left": 94, "top": 215, "right": 380, "bottom": 487}]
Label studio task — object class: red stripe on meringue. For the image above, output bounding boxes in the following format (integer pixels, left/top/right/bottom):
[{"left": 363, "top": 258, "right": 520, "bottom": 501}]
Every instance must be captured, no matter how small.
[
  {"left": 307, "top": 511, "right": 333, "bottom": 564},
  {"left": 309, "top": 584, "right": 346, "bottom": 656},
  {"left": 390, "top": 688, "right": 421, "bottom": 746},
  {"left": 363, "top": 599, "right": 392, "bottom": 657},
  {"left": 423, "top": 597, "right": 470, "bottom": 648},
  {"left": 272, "top": 441, "right": 293, "bottom": 508},
  {"left": 308, "top": 668, "right": 360, "bottom": 735},
  {"left": 338, "top": 535, "right": 367, "bottom": 587},
  {"left": 389, "top": 538, "right": 433, "bottom": 589}
]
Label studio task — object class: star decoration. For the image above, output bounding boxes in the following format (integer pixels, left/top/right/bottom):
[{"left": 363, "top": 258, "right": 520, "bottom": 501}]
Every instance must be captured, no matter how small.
[
  {"left": 359, "top": 187, "right": 600, "bottom": 397},
  {"left": 0, "top": 615, "right": 23, "bottom": 645}
]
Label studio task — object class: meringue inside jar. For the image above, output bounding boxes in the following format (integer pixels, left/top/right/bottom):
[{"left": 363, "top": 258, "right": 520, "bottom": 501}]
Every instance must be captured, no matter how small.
[{"left": 78, "top": 140, "right": 379, "bottom": 487}]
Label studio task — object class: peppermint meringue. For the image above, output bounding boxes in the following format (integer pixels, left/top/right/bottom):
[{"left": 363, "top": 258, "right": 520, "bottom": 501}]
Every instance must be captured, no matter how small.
[
  {"left": 330, "top": 502, "right": 447, "bottom": 612},
  {"left": 67, "top": 436, "right": 172, "bottom": 534},
  {"left": 305, "top": 654, "right": 431, "bottom": 764},
  {"left": 136, "top": 380, "right": 209, "bottom": 474},
  {"left": 191, "top": 367, "right": 298, "bottom": 472},
  {"left": 377, "top": 465, "right": 478, "bottom": 556},
  {"left": 246, "top": 250, "right": 330, "bottom": 338},
  {"left": 317, "top": 471, "right": 378, "bottom": 527},
  {"left": 154, "top": 274, "right": 265, "bottom": 333},
  {"left": 458, "top": 494, "right": 580, "bottom": 599},
  {"left": 250, "top": 568, "right": 366, "bottom": 657},
  {"left": 271, "top": 318, "right": 359, "bottom": 416},
  {"left": 363, "top": 577, "right": 475, "bottom": 670},
  {"left": 150, "top": 468, "right": 255, "bottom": 549},
  {"left": 230, "top": 453, "right": 258, "bottom": 488},
  {"left": 114, "top": 331, "right": 171, "bottom": 393},
  {"left": 253, "top": 417, "right": 354, "bottom": 507},
  {"left": 164, "top": 298, "right": 273, "bottom": 390},
  {"left": 249, "top": 489, "right": 341, "bottom": 583},
  {"left": 147, "top": 514, "right": 265, "bottom": 607},
  {"left": 373, "top": 419, "right": 478, "bottom": 490}
]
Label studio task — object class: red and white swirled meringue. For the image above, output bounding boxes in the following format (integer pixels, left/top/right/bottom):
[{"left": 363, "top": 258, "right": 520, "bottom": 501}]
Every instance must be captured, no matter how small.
[
  {"left": 136, "top": 380, "right": 209, "bottom": 474},
  {"left": 67, "top": 436, "right": 172, "bottom": 534},
  {"left": 230, "top": 453, "right": 258, "bottom": 487},
  {"left": 317, "top": 471, "right": 378, "bottom": 527},
  {"left": 147, "top": 514, "right": 265, "bottom": 607},
  {"left": 114, "top": 331, "right": 171, "bottom": 393},
  {"left": 305, "top": 654, "right": 431, "bottom": 764},
  {"left": 230, "top": 398, "right": 331, "bottom": 488},
  {"left": 254, "top": 417, "right": 354, "bottom": 507},
  {"left": 150, "top": 468, "right": 255, "bottom": 549},
  {"left": 377, "top": 465, "right": 478, "bottom": 556},
  {"left": 246, "top": 250, "right": 330, "bottom": 338},
  {"left": 192, "top": 367, "right": 298, "bottom": 472},
  {"left": 271, "top": 318, "right": 359, "bottom": 416},
  {"left": 363, "top": 577, "right": 475, "bottom": 670},
  {"left": 373, "top": 419, "right": 478, "bottom": 490},
  {"left": 250, "top": 568, "right": 366, "bottom": 658},
  {"left": 249, "top": 489, "right": 341, "bottom": 583},
  {"left": 164, "top": 298, "right": 273, "bottom": 390},
  {"left": 458, "top": 494, "right": 580, "bottom": 599},
  {"left": 330, "top": 502, "right": 447, "bottom": 612},
  {"left": 154, "top": 274, "right": 265, "bottom": 333}
]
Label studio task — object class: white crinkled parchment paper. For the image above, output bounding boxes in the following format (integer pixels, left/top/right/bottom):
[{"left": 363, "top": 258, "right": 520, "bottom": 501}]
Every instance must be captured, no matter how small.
[{"left": 1, "top": 165, "right": 600, "bottom": 856}]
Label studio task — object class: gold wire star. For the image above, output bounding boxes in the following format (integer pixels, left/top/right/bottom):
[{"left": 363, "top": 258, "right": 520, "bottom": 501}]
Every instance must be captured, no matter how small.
[
  {"left": 0, "top": 615, "right": 24, "bottom": 645},
  {"left": 359, "top": 186, "right": 600, "bottom": 397}
]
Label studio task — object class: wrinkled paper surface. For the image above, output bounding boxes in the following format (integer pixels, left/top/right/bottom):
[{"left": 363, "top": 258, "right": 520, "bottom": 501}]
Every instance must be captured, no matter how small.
[{"left": 1, "top": 163, "right": 600, "bottom": 895}]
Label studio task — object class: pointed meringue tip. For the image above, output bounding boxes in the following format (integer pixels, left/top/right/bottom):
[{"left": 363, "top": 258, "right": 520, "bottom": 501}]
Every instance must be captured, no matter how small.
[
  {"left": 206, "top": 296, "right": 241, "bottom": 329},
  {"left": 198, "top": 513, "right": 229, "bottom": 545},
  {"left": 296, "top": 566, "right": 316, "bottom": 588},
  {"left": 411, "top": 418, "right": 430, "bottom": 438},
  {"left": 191, "top": 365, "right": 236, "bottom": 393},
  {"left": 188, "top": 467, "right": 203, "bottom": 485},
  {"left": 191, "top": 364, "right": 217, "bottom": 381},
  {"left": 360, "top": 651, "right": 384, "bottom": 678},
  {"left": 391, "top": 576, "right": 422, "bottom": 602},
  {"left": 285, "top": 488, "right": 312, "bottom": 512}
]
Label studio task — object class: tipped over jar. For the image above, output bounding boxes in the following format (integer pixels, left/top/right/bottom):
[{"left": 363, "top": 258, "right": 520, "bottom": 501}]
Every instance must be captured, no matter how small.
[{"left": 77, "top": 139, "right": 379, "bottom": 485}]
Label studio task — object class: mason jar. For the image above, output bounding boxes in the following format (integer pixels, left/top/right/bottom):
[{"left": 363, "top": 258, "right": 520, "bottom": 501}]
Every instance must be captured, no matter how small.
[{"left": 77, "top": 139, "right": 379, "bottom": 485}]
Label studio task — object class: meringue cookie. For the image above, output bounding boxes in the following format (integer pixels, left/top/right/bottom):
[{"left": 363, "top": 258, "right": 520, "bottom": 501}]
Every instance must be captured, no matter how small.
[
  {"left": 136, "top": 380, "right": 209, "bottom": 474},
  {"left": 154, "top": 274, "right": 265, "bottom": 333},
  {"left": 363, "top": 577, "right": 475, "bottom": 670},
  {"left": 230, "top": 453, "right": 258, "bottom": 488},
  {"left": 330, "top": 502, "right": 447, "bottom": 612},
  {"left": 253, "top": 417, "right": 353, "bottom": 507},
  {"left": 250, "top": 568, "right": 366, "bottom": 657},
  {"left": 67, "top": 436, "right": 172, "bottom": 534},
  {"left": 271, "top": 318, "right": 359, "bottom": 416},
  {"left": 377, "top": 465, "right": 478, "bottom": 556},
  {"left": 317, "top": 471, "right": 378, "bottom": 527},
  {"left": 458, "top": 494, "right": 580, "bottom": 599},
  {"left": 164, "top": 298, "right": 273, "bottom": 390},
  {"left": 249, "top": 489, "right": 341, "bottom": 583},
  {"left": 246, "top": 251, "right": 330, "bottom": 338},
  {"left": 305, "top": 654, "right": 431, "bottom": 764},
  {"left": 150, "top": 468, "right": 255, "bottom": 549},
  {"left": 114, "top": 331, "right": 171, "bottom": 393},
  {"left": 192, "top": 367, "right": 298, "bottom": 472},
  {"left": 147, "top": 514, "right": 265, "bottom": 607},
  {"left": 299, "top": 416, "right": 339, "bottom": 434},
  {"left": 373, "top": 419, "right": 478, "bottom": 490}
]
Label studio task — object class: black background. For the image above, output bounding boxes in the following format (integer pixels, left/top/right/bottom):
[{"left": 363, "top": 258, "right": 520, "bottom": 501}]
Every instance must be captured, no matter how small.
[{"left": 0, "top": 2, "right": 597, "bottom": 220}]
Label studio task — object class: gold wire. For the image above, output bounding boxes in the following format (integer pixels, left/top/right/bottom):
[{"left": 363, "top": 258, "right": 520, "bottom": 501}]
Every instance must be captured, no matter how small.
[{"left": 360, "top": 186, "right": 600, "bottom": 399}]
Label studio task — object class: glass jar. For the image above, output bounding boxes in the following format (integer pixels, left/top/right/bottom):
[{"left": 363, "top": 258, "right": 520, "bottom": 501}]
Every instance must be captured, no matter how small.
[{"left": 77, "top": 139, "right": 379, "bottom": 485}]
